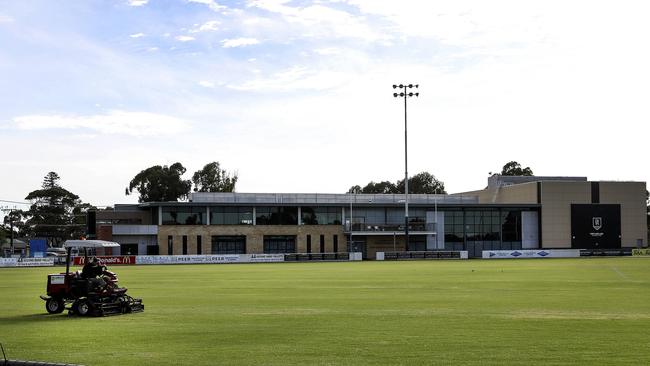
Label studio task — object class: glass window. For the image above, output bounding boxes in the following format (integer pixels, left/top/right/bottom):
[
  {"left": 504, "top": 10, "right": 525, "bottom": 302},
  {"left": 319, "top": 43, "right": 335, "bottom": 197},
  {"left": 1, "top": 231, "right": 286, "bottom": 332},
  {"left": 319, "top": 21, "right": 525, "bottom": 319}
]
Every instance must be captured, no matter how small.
[
  {"left": 502, "top": 210, "right": 522, "bottom": 242},
  {"left": 162, "top": 206, "right": 205, "bottom": 225},
  {"left": 263, "top": 236, "right": 296, "bottom": 253},
  {"left": 211, "top": 236, "right": 246, "bottom": 254},
  {"left": 210, "top": 207, "right": 253, "bottom": 225},
  {"left": 408, "top": 236, "right": 426, "bottom": 251},
  {"left": 256, "top": 207, "right": 298, "bottom": 225},
  {"left": 301, "top": 207, "right": 342, "bottom": 225},
  {"left": 182, "top": 235, "right": 187, "bottom": 255}
]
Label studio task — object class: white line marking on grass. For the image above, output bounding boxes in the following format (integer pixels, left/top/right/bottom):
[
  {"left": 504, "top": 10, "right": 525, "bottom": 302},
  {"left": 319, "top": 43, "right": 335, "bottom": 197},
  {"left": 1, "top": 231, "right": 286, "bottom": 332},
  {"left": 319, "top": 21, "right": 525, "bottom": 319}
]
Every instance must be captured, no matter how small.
[{"left": 610, "top": 266, "right": 632, "bottom": 281}]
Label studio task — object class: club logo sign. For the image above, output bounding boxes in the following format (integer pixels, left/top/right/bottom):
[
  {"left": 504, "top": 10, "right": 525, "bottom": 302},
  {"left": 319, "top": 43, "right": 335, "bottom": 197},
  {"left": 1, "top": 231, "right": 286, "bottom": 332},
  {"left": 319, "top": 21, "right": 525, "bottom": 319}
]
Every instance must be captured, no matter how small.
[{"left": 592, "top": 217, "right": 602, "bottom": 231}]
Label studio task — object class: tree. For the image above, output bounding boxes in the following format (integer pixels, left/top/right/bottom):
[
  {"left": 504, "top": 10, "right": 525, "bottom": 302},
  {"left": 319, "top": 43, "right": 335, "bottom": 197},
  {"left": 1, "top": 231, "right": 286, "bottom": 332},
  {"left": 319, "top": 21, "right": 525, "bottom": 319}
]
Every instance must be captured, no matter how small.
[
  {"left": 21, "top": 172, "right": 87, "bottom": 246},
  {"left": 347, "top": 185, "right": 362, "bottom": 194},
  {"left": 501, "top": 161, "right": 534, "bottom": 176},
  {"left": 125, "top": 163, "right": 192, "bottom": 202},
  {"left": 347, "top": 172, "right": 446, "bottom": 194},
  {"left": 347, "top": 181, "right": 398, "bottom": 194},
  {"left": 192, "top": 162, "right": 238, "bottom": 192},
  {"left": 396, "top": 172, "right": 446, "bottom": 194}
]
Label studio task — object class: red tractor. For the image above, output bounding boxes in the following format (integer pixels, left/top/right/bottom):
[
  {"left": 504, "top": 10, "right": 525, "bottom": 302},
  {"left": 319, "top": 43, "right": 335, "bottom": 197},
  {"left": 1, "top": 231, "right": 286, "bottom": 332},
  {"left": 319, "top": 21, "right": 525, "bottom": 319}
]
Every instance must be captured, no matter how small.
[{"left": 40, "top": 240, "right": 144, "bottom": 316}]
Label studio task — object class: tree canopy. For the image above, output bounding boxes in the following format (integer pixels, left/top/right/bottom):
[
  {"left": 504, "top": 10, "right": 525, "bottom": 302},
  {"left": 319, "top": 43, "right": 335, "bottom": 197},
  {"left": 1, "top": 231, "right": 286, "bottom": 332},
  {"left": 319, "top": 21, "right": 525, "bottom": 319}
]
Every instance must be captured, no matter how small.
[
  {"left": 500, "top": 161, "right": 534, "bottom": 176},
  {"left": 11, "top": 172, "right": 92, "bottom": 246},
  {"left": 192, "top": 162, "right": 238, "bottom": 192},
  {"left": 125, "top": 163, "right": 192, "bottom": 202},
  {"left": 348, "top": 172, "right": 446, "bottom": 194},
  {"left": 397, "top": 172, "right": 446, "bottom": 194}
]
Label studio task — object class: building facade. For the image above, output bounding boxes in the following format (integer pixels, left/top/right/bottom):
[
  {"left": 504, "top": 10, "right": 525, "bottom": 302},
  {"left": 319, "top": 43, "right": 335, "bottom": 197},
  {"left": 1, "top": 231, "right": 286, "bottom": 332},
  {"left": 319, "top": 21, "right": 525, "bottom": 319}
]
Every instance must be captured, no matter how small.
[{"left": 94, "top": 176, "right": 647, "bottom": 259}]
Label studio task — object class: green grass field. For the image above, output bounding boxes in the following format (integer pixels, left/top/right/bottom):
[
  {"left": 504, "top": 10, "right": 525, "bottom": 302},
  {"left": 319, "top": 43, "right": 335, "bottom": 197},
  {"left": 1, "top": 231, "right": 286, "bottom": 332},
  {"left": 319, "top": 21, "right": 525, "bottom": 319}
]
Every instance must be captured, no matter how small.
[{"left": 1, "top": 258, "right": 650, "bottom": 365}]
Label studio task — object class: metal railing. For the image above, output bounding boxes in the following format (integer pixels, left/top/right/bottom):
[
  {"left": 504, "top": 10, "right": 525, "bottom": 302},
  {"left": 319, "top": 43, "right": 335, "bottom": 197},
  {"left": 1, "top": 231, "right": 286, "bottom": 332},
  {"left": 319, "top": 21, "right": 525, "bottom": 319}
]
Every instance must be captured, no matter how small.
[
  {"left": 190, "top": 192, "right": 477, "bottom": 205},
  {"left": 345, "top": 222, "right": 437, "bottom": 233}
]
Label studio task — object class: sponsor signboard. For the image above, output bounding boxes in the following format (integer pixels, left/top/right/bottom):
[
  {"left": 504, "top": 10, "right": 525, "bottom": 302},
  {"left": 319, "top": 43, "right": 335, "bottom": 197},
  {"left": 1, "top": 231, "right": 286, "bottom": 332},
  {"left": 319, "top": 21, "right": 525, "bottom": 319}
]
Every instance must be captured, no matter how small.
[
  {"left": 135, "top": 255, "right": 243, "bottom": 265},
  {"left": 246, "top": 254, "right": 285, "bottom": 263},
  {"left": 15, "top": 258, "right": 55, "bottom": 267},
  {"left": 482, "top": 249, "right": 581, "bottom": 259},
  {"left": 632, "top": 249, "right": 650, "bottom": 257},
  {"left": 0, "top": 258, "right": 18, "bottom": 267},
  {"left": 73, "top": 256, "right": 136, "bottom": 265}
]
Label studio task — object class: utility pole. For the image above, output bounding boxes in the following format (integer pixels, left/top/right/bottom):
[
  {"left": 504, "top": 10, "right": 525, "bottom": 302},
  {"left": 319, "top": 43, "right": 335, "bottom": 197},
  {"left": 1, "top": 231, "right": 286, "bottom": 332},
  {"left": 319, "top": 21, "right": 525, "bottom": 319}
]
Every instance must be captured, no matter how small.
[{"left": 392, "top": 83, "right": 419, "bottom": 251}]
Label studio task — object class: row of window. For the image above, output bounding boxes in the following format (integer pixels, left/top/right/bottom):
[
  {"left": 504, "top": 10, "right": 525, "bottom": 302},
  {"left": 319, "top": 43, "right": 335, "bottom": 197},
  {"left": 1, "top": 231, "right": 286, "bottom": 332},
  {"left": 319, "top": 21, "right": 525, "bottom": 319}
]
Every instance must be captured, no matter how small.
[
  {"left": 444, "top": 210, "right": 523, "bottom": 243},
  {"left": 162, "top": 206, "right": 342, "bottom": 226},
  {"left": 166, "top": 235, "right": 340, "bottom": 255}
]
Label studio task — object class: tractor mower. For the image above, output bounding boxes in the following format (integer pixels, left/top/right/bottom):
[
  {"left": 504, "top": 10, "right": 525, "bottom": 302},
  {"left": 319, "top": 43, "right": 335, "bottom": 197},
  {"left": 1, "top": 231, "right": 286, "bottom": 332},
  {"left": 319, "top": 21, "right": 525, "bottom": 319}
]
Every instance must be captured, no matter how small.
[{"left": 40, "top": 240, "right": 144, "bottom": 316}]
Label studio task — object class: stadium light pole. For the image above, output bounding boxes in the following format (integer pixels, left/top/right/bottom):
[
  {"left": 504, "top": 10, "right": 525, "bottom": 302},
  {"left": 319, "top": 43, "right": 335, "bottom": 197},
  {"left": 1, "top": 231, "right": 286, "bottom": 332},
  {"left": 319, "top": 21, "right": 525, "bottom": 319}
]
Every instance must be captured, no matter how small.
[{"left": 393, "top": 83, "right": 419, "bottom": 251}]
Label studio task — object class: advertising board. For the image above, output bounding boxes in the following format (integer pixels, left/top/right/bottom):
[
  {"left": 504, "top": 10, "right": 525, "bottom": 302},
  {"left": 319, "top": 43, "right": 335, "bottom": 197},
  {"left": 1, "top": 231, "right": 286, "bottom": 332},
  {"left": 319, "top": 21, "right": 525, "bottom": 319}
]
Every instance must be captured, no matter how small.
[
  {"left": 15, "top": 258, "right": 55, "bottom": 267},
  {"left": 632, "top": 249, "right": 650, "bottom": 256},
  {"left": 246, "top": 254, "right": 285, "bottom": 263},
  {"left": 0, "top": 258, "right": 18, "bottom": 267},
  {"left": 73, "top": 256, "right": 136, "bottom": 265},
  {"left": 482, "top": 250, "right": 581, "bottom": 259},
  {"left": 135, "top": 255, "right": 243, "bottom": 265}
]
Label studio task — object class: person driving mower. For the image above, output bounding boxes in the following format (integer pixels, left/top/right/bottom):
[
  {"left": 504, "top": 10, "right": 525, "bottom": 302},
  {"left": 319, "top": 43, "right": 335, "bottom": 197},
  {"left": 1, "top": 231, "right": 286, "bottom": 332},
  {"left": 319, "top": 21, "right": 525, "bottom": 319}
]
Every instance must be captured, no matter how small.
[{"left": 81, "top": 257, "right": 106, "bottom": 292}]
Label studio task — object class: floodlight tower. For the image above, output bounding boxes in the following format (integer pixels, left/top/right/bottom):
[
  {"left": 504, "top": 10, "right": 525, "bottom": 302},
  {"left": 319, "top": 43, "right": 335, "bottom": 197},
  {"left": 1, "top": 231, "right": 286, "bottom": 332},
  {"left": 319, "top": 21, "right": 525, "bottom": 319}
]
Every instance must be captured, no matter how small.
[{"left": 392, "top": 83, "right": 419, "bottom": 250}]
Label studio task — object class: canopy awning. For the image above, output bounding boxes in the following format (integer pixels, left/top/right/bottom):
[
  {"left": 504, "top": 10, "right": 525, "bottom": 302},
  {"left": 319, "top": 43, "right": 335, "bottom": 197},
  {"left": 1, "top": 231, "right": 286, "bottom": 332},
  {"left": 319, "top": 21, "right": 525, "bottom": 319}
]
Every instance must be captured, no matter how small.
[{"left": 63, "top": 240, "right": 120, "bottom": 249}]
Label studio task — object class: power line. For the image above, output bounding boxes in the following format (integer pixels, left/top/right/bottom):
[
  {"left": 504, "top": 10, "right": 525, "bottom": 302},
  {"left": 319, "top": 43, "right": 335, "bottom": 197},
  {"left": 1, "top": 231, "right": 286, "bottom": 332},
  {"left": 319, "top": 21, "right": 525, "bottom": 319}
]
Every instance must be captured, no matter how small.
[{"left": 0, "top": 199, "right": 30, "bottom": 205}]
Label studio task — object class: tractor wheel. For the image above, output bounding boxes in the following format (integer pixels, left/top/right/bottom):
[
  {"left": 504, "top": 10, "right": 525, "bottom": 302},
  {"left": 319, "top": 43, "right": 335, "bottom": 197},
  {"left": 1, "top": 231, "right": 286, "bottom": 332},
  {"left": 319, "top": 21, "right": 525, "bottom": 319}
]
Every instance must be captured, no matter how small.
[
  {"left": 45, "top": 298, "right": 65, "bottom": 314},
  {"left": 74, "top": 299, "right": 93, "bottom": 316}
]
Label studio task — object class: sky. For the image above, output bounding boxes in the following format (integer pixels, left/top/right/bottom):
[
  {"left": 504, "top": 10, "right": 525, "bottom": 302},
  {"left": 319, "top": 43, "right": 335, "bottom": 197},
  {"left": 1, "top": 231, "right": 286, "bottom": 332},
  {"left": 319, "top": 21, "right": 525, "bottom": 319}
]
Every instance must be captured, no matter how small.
[{"left": 0, "top": 0, "right": 649, "bottom": 212}]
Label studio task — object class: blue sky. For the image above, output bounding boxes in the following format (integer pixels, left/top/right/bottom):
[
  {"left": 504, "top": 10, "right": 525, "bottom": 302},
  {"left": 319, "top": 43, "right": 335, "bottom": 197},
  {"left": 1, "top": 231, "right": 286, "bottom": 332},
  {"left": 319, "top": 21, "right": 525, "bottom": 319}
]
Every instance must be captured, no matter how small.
[{"left": 1, "top": 0, "right": 649, "bottom": 210}]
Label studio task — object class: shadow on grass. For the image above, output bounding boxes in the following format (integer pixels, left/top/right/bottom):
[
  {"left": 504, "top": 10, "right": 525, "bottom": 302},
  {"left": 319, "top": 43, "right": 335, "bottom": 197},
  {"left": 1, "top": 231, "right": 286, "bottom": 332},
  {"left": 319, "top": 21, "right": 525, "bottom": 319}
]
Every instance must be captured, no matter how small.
[{"left": 0, "top": 312, "right": 82, "bottom": 325}]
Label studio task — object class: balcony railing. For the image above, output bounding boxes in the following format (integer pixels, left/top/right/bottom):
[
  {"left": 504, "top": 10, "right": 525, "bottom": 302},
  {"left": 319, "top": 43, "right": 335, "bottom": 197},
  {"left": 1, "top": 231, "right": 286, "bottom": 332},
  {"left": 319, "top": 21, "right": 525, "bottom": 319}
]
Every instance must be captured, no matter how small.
[{"left": 345, "top": 222, "right": 437, "bottom": 233}]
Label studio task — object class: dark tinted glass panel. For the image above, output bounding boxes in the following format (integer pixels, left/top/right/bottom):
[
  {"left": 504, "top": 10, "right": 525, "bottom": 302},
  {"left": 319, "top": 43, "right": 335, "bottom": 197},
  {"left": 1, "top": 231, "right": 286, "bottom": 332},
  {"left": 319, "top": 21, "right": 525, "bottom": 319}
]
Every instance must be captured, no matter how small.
[
  {"left": 263, "top": 235, "right": 296, "bottom": 253},
  {"left": 162, "top": 206, "right": 205, "bottom": 225},
  {"left": 210, "top": 207, "right": 253, "bottom": 225},
  {"left": 256, "top": 207, "right": 298, "bottom": 225},
  {"left": 211, "top": 236, "right": 246, "bottom": 254},
  {"left": 301, "top": 207, "right": 342, "bottom": 225}
]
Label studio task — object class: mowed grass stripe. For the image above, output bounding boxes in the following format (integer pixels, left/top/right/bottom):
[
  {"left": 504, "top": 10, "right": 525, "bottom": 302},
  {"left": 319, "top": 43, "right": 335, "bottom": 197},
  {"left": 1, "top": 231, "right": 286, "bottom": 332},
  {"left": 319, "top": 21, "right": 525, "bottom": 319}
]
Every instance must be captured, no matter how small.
[{"left": 1, "top": 258, "right": 649, "bottom": 365}]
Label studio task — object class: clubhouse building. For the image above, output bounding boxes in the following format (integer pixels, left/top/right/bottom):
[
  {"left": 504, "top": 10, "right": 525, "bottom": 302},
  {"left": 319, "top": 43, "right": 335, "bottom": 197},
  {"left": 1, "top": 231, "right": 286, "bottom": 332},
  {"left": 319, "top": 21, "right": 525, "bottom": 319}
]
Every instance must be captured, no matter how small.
[{"left": 93, "top": 175, "right": 647, "bottom": 259}]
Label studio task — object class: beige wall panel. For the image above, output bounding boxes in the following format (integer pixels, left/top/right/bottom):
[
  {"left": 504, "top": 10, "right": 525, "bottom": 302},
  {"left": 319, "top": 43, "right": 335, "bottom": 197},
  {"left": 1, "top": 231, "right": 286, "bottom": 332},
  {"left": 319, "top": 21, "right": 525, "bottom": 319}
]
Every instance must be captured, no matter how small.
[
  {"left": 540, "top": 182, "right": 591, "bottom": 248},
  {"left": 600, "top": 182, "right": 647, "bottom": 247},
  {"left": 468, "top": 182, "right": 538, "bottom": 204},
  {"left": 158, "top": 225, "right": 345, "bottom": 254}
]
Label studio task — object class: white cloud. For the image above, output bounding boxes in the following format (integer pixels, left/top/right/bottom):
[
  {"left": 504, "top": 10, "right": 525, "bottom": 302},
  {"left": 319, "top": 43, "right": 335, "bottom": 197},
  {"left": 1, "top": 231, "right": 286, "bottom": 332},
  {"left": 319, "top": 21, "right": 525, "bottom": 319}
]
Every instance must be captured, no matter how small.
[
  {"left": 198, "top": 80, "right": 215, "bottom": 88},
  {"left": 13, "top": 111, "right": 190, "bottom": 137},
  {"left": 175, "top": 35, "right": 196, "bottom": 42},
  {"left": 129, "top": 32, "right": 145, "bottom": 38},
  {"left": 229, "top": 66, "right": 349, "bottom": 91},
  {"left": 0, "top": 14, "right": 13, "bottom": 23},
  {"left": 187, "top": 0, "right": 226, "bottom": 12},
  {"left": 199, "top": 20, "right": 220, "bottom": 32},
  {"left": 314, "top": 47, "right": 341, "bottom": 55},
  {"left": 127, "top": 0, "right": 148, "bottom": 6},
  {"left": 221, "top": 37, "right": 260, "bottom": 48},
  {"left": 147, "top": 47, "right": 159, "bottom": 52},
  {"left": 247, "top": 1, "right": 386, "bottom": 41}
]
